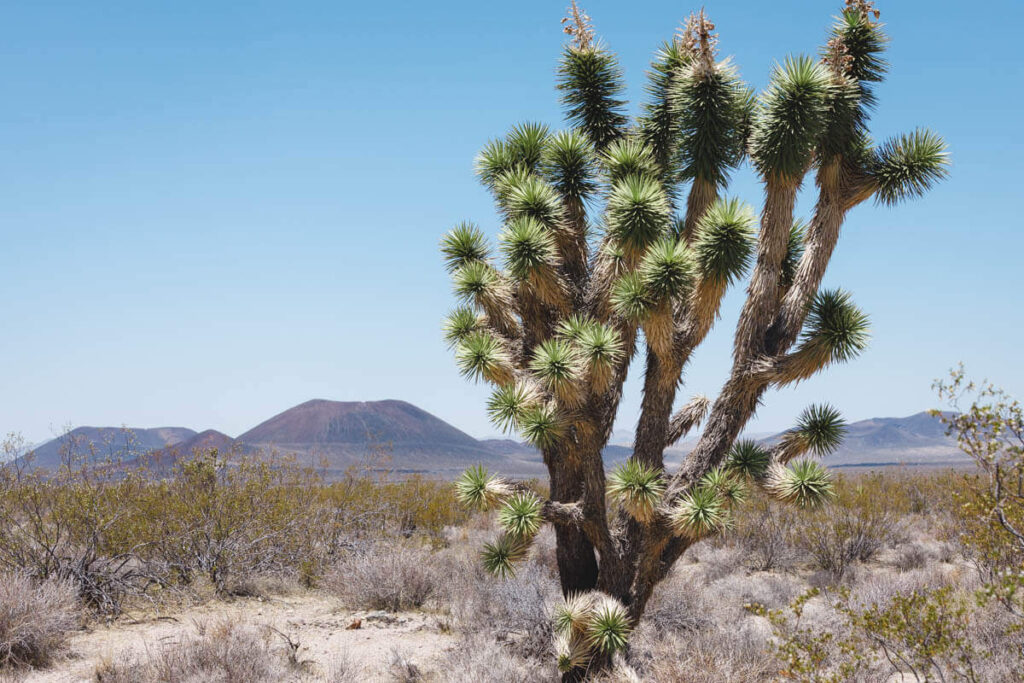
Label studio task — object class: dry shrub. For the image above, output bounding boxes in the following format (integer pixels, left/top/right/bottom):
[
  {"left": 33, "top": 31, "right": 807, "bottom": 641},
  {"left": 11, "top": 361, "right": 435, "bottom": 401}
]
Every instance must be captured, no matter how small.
[
  {"left": 732, "top": 493, "right": 801, "bottom": 571},
  {"left": 326, "top": 541, "right": 439, "bottom": 612},
  {"left": 0, "top": 572, "right": 78, "bottom": 669},
  {"left": 93, "top": 619, "right": 281, "bottom": 683},
  {"left": 630, "top": 619, "right": 776, "bottom": 682},
  {"left": 431, "top": 536, "right": 558, "bottom": 662},
  {"left": 439, "top": 633, "right": 552, "bottom": 683},
  {"left": 683, "top": 543, "right": 745, "bottom": 583},
  {"left": 643, "top": 569, "right": 713, "bottom": 634},
  {"left": 793, "top": 476, "right": 901, "bottom": 582}
]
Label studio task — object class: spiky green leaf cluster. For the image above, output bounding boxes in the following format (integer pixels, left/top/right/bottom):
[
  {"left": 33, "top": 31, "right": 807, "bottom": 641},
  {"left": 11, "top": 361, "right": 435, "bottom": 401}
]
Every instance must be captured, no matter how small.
[
  {"left": 577, "top": 322, "right": 623, "bottom": 388},
  {"left": 693, "top": 198, "right": 756, "bottom": 286},
  {"left": 830, "top": 8, "right": 888, "bottom": 108},
  {"left": 767, "top": 459, "right": 835, "bottom": 507},
  {"left": 500, "top": 216, "right": 558, "bottom": 280},
  {"left": 455, "top": 465, "right": 510, "bottom": 511},
  {"left": 675, "top": 60, "right": 753, "bottom": 187},
  {"left": 749, "top": 56, "right": 831, "bottom": 182},
  {"left": 700, "top": 465, "right": 748, "bottom": 506},
  {"left": 481, "top": 533, "right": 530, "bottom": 578},
  {"left": 452, "top": 261, "right": 499, "bottom": 302},
  {"left": 606, "top": 175, "right": 670, "bottom": 254},
  {"left": 786, "top": 403, "right": 847, "bottom": 457},
  {"left": 872, "top": 129, "right": 949, "bottom": 206},
  {"left": 504, "top": 173, "right": 564, "bottom": 227},
  {"left": 557, "top": 45, "right": 629, "bottom": 151},
  {"left": 506, "top": 122, "right": 550, "bottom": 173},
  {"left": 530, "top": 339, "right": 581, "bottom": 399},
  {"left": 726, "top": 439, "right": 771, "bottom": 479},
  {"left": 441, "top": 222, "right": 489, "bottom": 273},
  {"left": 610, "top": 272, "right": 651, "bottom": 322},
  {"left": 585, "top": 598, "right": 632, "bottom": 655},
  {"left": 639, "top": 41, "right": 692, "bottom": 171},
  {"left": 553, "top": 592, "right": 597, "bottom": 636},
  {"left": 455, "top": 330, "right": 511, "bottom": 385},
  {"left": 486, "top": 382, "right": 539, "bottom": 434},
  {"left": 671, "top": 485, "right": 728, "bottom": 539},
  {"left": 607, "top": 460, "right": 665, "bottom": 522},
  {"left": 442, "top": 306, "right": 480, "bottom": 348},
  {"left": 498, "top": 491, "right": 543, "bottom": 539},
  {"left": 543, "top": 129, "right": 598, "bottom": 202},
  {"left": 602, "top": 137, "right": 658, "bottom": 185},
  {"left": 638, "top": 238, "right": 694, "bottom": 301},
  {"left": 801, "top": 288, "right": 871, "bottom": 364},
  {"left": 519, "top": 402, "right": 566, "bottom": 449},
  {"left": 554, "top": 633, "right": 589, "bottom": 674},
  {"left": 475, "top": 139, "right": 518, "bottom": 190}
]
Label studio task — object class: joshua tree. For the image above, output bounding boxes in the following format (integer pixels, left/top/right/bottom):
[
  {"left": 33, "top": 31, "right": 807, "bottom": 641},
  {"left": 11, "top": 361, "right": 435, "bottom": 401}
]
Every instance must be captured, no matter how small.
[{"left": 442, "top": 1, "right": 947, "bottom": 677}]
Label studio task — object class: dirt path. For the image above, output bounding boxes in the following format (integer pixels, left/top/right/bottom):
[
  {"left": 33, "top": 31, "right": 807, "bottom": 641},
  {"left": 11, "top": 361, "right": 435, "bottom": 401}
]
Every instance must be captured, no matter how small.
[{"left": 26, "top": 594, "right": 456, "bottom": 682}]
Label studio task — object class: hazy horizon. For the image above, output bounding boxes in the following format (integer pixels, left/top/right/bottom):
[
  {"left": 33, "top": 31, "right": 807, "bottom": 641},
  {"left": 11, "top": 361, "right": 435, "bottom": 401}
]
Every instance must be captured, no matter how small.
[{"left": 3, "top": 1, "right": 1022, "bottom": 445}]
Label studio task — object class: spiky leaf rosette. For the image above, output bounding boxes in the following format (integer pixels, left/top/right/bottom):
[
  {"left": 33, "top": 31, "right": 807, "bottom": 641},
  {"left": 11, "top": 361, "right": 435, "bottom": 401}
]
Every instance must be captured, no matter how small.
[
  {"left": 554, "top": 633, "right": 590, "bottom": 674},
  {"left": 577, "top": 322, "right": 624, "bottom": 390},
  {"left": 779, "top": 219, "right": 807, "bottom": 289},
  {"left": 481, "top": 533, "right": 531, "bottom": 578},
  {"left": 675, "top": 59, "right": 752, "bottom": 188},
  {"left": 506, "top": 121, "right": 550, "bottom": 173},
  {"left": 519, "top": 401, "right": 567, "bottom": 450},
  {"left": 503, "top": 173, "right": 564, "bottom": 228},
  {"left": 455, "top": 465, "right": 511, "bottom": 511},
  {"left": 639, "top": 238, "right": 695, "bottom": 302},
  {"left": 779, "top": 404, "right": 847, "bottom": 460},
  {"left": 441, "top": 222, "right": 489, "bottom": 274},
  {"left": 872, "top": 129, "right": 949, "bottom": 206},
  {"left": 639, "top": 40, "right": 692, "bottom": 172},
  {"left": 500, "top": 216, "right": 565, "bottom": 307},
  {"left": 452, "top": 260, "right": 503, "bottom": 303},
  {"left": 671, "top": 485, "right": 728, "bottom": 539},
  {"left": 530, "top": 339, "right": 583, "bottom": 406},
  {"left": 777, "top": 288, "right": 870, "bottom": 384},
  {"left": 455, "top": 330, "right": 514, "bottom": 386},
  {"left": 766, "top": 459, "right": 835, "bottom": 508},
  {"left": 607, "top": 460, "right": 665, "bottom": 523},
  {"left": 606, "top": 175, "right": 670, "bottom": 258},
  {"left": 700, "top": 465, "right": 748, "bottom": 507},
  {"left": 543, "top": 129, "right": 598, "bottom": 202},
  {"left": 726, "top": 439, "right": 771, "bottom": 479},
  {"left": 585, "top": 597, "right": 632, "bottom": 655},
  {"left": 558, "top": 313, "right": 596, "bottom": 342},
  {"left": 557, "top": 44, "right": 629, "bottom": 151},
  {"left": 501, "top": 215, "right": 559, "bottom": 276},
  {"left": 553, "top": 591, "right": 597, "bottom": 636},
  {"left": 693, "top": 198, "right": 756, "bottom": 287},
  {"left": 749, "top": 56, "right": 831, "bottom": 183},
  {"left": 475, "top": 139, "right": 518, "bottom": 191},
  {"left": 498, "top": 491, "right": 543, "bottom": 539},
  {"left": 610, "top": 272, "right": 651, "bottom": 323},
  {"left": 602, "top": 137, "right": 658, "bottom": 185},
  {"left": 442, "top": 306, "right": 481, "bottom": 349},
  {"left": 829, "top": 6, "right": 888, "bottom": 110},
  {"left": 487, "top": 381, "right": 541, "bottom": 434}
]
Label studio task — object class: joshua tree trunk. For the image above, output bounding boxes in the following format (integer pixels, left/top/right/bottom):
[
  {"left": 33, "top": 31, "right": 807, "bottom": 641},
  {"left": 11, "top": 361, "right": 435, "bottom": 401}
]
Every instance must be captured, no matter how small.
[{"left": 444, "top": 2, "right": 947, "bottom": 678}]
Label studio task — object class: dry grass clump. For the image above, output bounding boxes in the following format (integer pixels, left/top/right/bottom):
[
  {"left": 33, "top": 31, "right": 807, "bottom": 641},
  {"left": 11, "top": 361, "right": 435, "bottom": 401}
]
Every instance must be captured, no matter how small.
[
  {"left": 325, "top": 541, "right": 440, "bottom": 612},
  {"left": 439, "top": 633, "right": 552, "bottom": 683},
  {"left": 93, "top": 619, "right": 282, "bottom": 683},
  {"left": 0, "top": 572, "right": 78, "bottom": 669}
]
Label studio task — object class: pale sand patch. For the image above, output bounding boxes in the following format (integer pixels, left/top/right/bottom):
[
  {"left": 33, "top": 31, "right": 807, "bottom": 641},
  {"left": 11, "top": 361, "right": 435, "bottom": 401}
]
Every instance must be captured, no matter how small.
[{"left": 24, "top": 594, "right": 456, "bottom": 682}]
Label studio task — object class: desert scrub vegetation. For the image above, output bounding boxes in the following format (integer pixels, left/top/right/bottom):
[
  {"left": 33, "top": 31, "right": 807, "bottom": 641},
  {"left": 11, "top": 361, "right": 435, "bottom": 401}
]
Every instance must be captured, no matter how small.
[
  {"left": 0, "top": 432, "right": 466, "bottom": 618},
  {"left": 0, "top": 572, "right": 78, "bottom": 669},
  {"left": 440, "top": 0, "right": 947, "bottom": 677}
]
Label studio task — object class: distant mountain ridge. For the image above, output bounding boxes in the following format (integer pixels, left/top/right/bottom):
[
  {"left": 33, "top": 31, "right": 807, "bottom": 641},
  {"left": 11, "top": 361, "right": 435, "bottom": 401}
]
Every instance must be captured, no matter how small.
[{"left": 18, "top": 404, "right": 968, "bottom": 477}]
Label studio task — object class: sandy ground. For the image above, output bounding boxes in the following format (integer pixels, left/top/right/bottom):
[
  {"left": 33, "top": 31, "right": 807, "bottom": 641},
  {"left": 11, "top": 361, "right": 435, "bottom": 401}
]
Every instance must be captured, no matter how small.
[{"left": 24, "top": 594, "right": 456, "bottom": 682}]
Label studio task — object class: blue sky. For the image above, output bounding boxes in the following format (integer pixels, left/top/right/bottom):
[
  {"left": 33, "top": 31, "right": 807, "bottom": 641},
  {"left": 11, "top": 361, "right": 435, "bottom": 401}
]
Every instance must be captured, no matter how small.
[{"left": 1, "top": 0, "right": 1021, "bottom": 445}]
